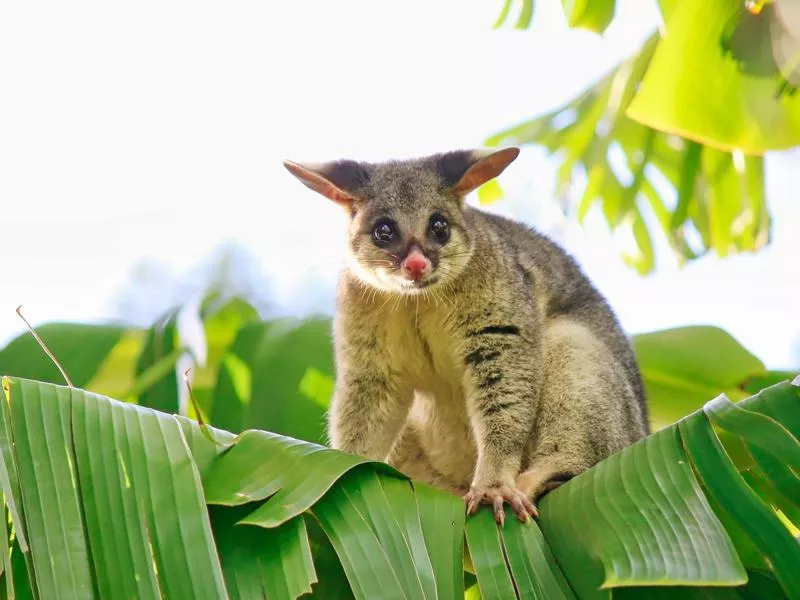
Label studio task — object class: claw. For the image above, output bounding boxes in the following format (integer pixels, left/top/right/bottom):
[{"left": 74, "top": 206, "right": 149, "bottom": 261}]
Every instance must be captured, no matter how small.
[
  {"left": 523, "top": 496, "right": 539, "bottom": 520},
  {"left": 492, "top": 496, "right": 505, "bottom": 525},
  {"left": 463, "top": 491, "right": 480, "bottom": 515},
  {"left": 464, "top": 482, "right": 539, "bottom": 525},
  {"left": 508, "top": 495, "right": 527, "bottom": 521}
]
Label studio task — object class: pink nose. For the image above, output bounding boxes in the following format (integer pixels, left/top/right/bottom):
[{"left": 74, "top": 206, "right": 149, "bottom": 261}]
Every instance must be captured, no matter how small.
[{"left": 402, "top": 250, "right": 430, "bottom": 281}]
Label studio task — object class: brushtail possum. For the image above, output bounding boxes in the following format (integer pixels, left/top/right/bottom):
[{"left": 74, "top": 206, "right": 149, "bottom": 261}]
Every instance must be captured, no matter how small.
[{"left": 283, "top": 147, "right": 649, "bottom": 523}]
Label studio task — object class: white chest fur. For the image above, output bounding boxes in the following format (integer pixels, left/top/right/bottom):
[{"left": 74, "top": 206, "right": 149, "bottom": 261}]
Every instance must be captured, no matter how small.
[{"left": 379, "top": 300, "right": 478, "bottom": 486}]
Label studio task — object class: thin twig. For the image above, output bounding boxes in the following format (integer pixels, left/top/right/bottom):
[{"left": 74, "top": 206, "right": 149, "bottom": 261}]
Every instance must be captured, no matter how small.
[
  {"left": 15, "top": 305, "right": 74, "bottom": 387},
  {"left": 183, "top": 368, "right": 205, "bottom": 425},
  {"left": 183, "top": 368, "right": 223, "bottom": 446}
]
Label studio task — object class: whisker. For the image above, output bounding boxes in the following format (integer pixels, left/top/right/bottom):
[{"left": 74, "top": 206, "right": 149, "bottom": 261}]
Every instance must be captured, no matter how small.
[
  {"left": 378, "top": 292, "right": 394, "bottom": 312},
  {"left": 392, "top": 293, "right": 403, "bottom": 312}
]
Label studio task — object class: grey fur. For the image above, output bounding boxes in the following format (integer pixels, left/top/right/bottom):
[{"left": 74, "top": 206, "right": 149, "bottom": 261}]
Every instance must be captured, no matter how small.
[{"left": 283, "top": 148, "right": 649, "bottom": 516}]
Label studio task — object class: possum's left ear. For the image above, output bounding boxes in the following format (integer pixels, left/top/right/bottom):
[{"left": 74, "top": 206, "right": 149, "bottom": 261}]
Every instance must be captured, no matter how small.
[
  {"left": 435, "top": 147, "right": 520, "bottom": 197},
  {"left": 283, "top": 159, "right": 371, "bottom": 207}
]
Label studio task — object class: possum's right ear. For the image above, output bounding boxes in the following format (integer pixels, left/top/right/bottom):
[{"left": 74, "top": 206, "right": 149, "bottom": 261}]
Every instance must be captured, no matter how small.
[
  {"left": 435, "top": 147, "right": 520, "bottom": 197},
  {"left": 283, "top": 159, "right": 370, "bottom": 207}
]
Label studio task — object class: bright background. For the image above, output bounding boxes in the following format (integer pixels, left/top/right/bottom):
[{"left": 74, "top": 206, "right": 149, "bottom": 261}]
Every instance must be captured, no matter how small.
[{"left": 1, "top": 0, "right": 798, "bottom": 368}]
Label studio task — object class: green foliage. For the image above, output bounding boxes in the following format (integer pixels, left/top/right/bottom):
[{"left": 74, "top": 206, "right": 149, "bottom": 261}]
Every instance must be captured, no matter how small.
[
  {"left": 541, "top": 424, "right": 747, "bottom": 598},
  {"left": 628, "top": 0, "right": 800, "bottom": 153},
  {"left": 0, "top": 300, "right": 783, "bottom": 436},
  {"left": 680, "top": 390, "right": 800, "bottom": 597},
  {"left": 633, "top": 325, "right": 767, "bottom": 429},
  {"left": 488, "top": 0, "right": 798, "bottom": 273},
  {"left": 134, "top": 308, "right": 182, "bottom": 413},
  {"left": 0, "top": 298, "right": 336, "bottom": 444},
  {"left": 0, "top": 322, "right": 126, "bottom": 388},
  {"left": 486, "top": 32, "right": 770, "bottom": 274},
  {"left": 0, "top": 380, "right": 228, "bottom": 599},
  {"left": 1, "top": 3, "right": 795, "bottom": 596},
  {"left": 492, "top": 0, "right": 534, "bottom": 30},
  {"left": 0, "top": 303, "right": 797, "bottom": 598},
  {"left": 209, "top": 316, "right": 334, "bottom": 443},
  {"left": 0, "top": 375, "right": 797, "bottom": 598},
  {"left": 559, "top": 0, "right": 615, "bottom": 34}
]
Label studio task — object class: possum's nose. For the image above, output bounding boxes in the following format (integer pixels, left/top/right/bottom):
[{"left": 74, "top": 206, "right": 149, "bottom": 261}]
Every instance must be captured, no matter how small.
[{"left": 401, "top": 248, "right": 431, "bottom": 281}]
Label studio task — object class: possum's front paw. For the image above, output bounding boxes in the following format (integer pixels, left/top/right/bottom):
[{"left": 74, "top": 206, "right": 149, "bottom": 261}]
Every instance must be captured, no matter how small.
[{"left": 464, "top": 482, "right": 538, "bottom": 525}]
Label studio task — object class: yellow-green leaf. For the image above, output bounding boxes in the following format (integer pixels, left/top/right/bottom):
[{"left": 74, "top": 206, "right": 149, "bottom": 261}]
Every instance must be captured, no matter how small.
[
  {"left": 560, "top": 0, "right": 615, "bottom": 33},
  {"left": 628, "top": 0, "right": 800, "bottom": 152}
]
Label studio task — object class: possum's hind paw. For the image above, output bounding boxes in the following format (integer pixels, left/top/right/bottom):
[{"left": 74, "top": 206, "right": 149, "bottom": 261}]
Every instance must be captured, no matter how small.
[{"left": 464, "top": 483, "right": 538, "bottom": 526}]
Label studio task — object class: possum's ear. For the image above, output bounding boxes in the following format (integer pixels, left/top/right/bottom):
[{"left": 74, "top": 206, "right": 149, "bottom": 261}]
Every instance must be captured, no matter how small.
[
  {"left": 435, "top": 147, "right": 520, "bottom": 197},
  {"left": 283, "top": 159, "right": 370, "bottom": 207}
]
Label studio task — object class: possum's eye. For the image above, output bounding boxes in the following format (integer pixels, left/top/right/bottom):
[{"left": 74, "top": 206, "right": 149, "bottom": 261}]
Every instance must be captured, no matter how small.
[
  {"left": 372, "top": 219, "right": 398, "bottom": 247},
  {"left": 429, "top": 213, "right": 450, "bottom": 243}
]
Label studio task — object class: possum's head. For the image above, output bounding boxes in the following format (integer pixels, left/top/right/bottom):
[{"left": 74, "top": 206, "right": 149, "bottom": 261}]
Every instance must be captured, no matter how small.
[{"left": 283, "top": 147, "right": 519, "bottom": 295}]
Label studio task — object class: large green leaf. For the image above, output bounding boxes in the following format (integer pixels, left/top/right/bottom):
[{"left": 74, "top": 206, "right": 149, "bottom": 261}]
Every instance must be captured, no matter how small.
[
  {"left": 211, "top": 505, "right": 265, "bottom": 599},
  {"left": 261, "top": 515, "right": 317, "bottom": 599},
  {"left": 680, "top": 409, "right": 800, "bottom": 597},
  {"left": 312, "top": 479, "right": 405, "bottom": 600},
  {"left": 126, "top": 296, "right": 260, "bottom": 422},
  {"left": 304, "top": 515, "right": 354, "bottom": 599},
  {"left": 500, "top": 518, "right": 575, "bottom": 600},
  {"left": 373, "top": 476, "right": 438, "bottom": 599},
  {"left": 176, "top": 415, "right": 236, "bottom": 478},
  {"left": 0, "top": 381, "right": 29, "bottom": 554},
  {"left": 334, "top": 471, "right": 428, "bottom": 598},
  {"left": 741, "top": 370, "right": 799, "bottom": 395},
  {"left": 735, "top": 569, "right": 789, "bottom": 600},
  {"left": 209, "top": 316, "right": 334, "bottom": 442},
  {"left": 84, "top": 329, "right": 147, "bottom": 400},
  {"left": 7, "top": 535, "right": 36, "bottom": 600},
  {"left": 465, "top": 510, "right": 517, "bottom": 600},
  {"left": 1, "top": 373, "right": 799, "bottom": 598},
  {"left": 6, "top": 381, "right": 93, "bottom": 599},
  {"left": 0, "top": 382, "right": 37, "bottom": 600},
  {"left": 311, "top": 468, "right": 436, "bottom": 600},
  {"left": 211, "top": 505, "right": 316, "bottom": 600},
  {"left": 185, "top": 295, "right": 261, "bottom": 417},
  {"left": 201, "top": 430, "right": 400, "bottom": 527},
  {"left": 71, "top": 390, "right": 161, "bottom": 599},
  {"left": 80, "top": 387, "right": 227, "bottom": 599},
  {"left": 628, "top": 0, "right": 800, "bottom": 153},
  {"left": 133, "top": 308, "right": 181, "bottom": 413},
  {"left": 415, "top": 482, "right": 466, "bottom": 600},
  {"left": 0, "top": 378, "right": 228, "bottom": 599},
  {"left": 0, "top": 323, "right": 126, "bottom": 389},
  {"left": 197, "top": 297, "right": 259, "bottom": 383},
  {"left": 712, "top": 381, "right": 800, "bottom": 524},
  {"left": 704, "top": 392, "right": 800, "bottom": 472},
  {"left": 739, "top": 378, "right": 800, "bottom": 438},
  {"left": 0, "top": 495, "right": 12, "bottom": 595},
  {"left": 540, "top": 425, "right": 747, "bottom": 600},
  {"left": 632, "top": 326, "right": 766, "bottom": 429}
]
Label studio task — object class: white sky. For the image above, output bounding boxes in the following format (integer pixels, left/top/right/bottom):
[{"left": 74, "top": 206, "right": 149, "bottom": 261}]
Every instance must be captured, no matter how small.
[{"left": 1, "top": 0, "right": 799, "bottom": 368}]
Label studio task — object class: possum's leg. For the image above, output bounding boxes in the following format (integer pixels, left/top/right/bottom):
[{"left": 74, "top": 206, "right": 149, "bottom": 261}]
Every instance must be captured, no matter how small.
[
  {"left": 387, "top": 425, "right": 467, "bottom": 496},
  {"left": 515, "top": 455, "right": 584, "bottom": 503},
  {"left": 459, "top": 306, "right": 543, "bottom": 525},
  {"left": 517, "top": 318, "right": 646, "bottom": 507}
]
